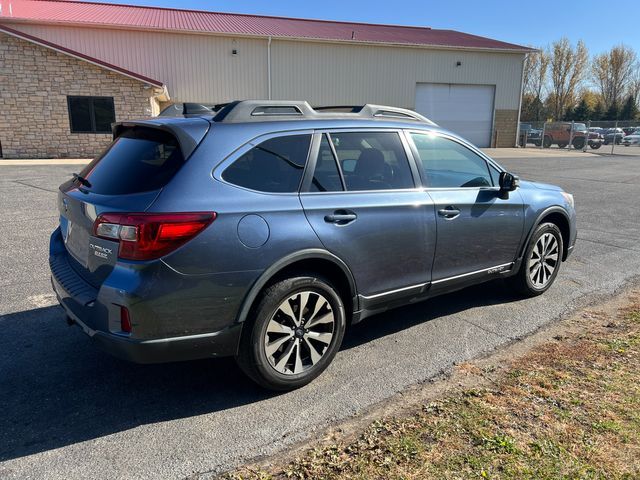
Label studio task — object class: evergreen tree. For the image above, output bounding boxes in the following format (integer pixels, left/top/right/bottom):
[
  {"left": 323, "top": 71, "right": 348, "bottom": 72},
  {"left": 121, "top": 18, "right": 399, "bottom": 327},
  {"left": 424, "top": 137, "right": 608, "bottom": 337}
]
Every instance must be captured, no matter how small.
[
  {"left": 620, "top": 95, "right": 639, "bottom": 120},
  {"left": 592, "top": 101, "right": 605, "bottom": 120},
  {"left": 563, "top": 105, "right": 575, "bottom": 120},
  {"left": 573, "top": 98, "right": 592, "bottom": 121},
  {"left": 605, "top": 101, "right": 620, "bottom": 120}
]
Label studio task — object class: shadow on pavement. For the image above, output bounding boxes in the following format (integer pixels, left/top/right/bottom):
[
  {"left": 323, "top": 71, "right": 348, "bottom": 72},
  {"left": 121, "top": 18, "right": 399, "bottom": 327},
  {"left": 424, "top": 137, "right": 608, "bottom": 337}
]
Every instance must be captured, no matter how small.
[{"left": 0, "top": 280, "right": 518, "bottom": 462}]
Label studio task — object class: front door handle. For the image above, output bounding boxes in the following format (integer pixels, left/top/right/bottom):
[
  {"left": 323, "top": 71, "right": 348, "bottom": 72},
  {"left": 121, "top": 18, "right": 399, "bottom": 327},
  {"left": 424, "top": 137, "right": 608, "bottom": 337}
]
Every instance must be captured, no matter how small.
[
  {"left": 324, "top": 210, "right": 357, "bottom": 225},
  {"left": 438, "top": 206, "right": 461, "bottom": 219}
]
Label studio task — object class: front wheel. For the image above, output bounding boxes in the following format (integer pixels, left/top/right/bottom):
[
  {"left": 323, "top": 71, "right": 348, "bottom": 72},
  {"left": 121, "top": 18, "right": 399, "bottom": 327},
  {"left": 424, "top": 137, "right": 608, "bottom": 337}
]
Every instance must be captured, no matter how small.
[
  {"left": 543, "top": 136, "right": 552, "bottom": 148},
  {"left": 236, "top": 275, "right": 346, "bottom": 390},
  {"left": 590, "top": 143, "right": 602, "bottom": 149},
  {"left": 572, "top": 138, "right": 585, "bottom": 149},
  {"left": 510, "top": 223, "right": 563, "bottom": 297}
]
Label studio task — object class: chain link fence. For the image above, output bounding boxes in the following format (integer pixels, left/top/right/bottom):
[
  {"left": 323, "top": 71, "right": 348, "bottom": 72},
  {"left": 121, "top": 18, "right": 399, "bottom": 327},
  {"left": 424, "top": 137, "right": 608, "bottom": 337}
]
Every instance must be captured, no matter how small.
[{"left": 519, "top": 120, "right": 640, "bottom": 154}]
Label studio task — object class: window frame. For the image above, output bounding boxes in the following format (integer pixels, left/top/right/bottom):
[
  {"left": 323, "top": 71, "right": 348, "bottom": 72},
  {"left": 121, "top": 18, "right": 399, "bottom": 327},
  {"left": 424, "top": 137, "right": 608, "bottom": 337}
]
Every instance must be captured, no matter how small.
[
  {"left": 405, "top": 129, "right": 505, "bottom": 191},
  {"left": 67, "top": 96, "right": 116, "bottom": 134},
  {"left": 214, "top": 129, "right": 314, "bottom": 196},
  {"left": 300, "top": 128, "right": 421, "bottom": 195}
]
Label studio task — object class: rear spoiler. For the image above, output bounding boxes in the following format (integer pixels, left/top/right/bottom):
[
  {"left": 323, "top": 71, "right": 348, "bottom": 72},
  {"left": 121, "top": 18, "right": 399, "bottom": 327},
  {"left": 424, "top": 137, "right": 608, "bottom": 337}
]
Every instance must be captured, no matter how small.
[{"left": 112, "top": 117, "right": 211, "bottom": 159}]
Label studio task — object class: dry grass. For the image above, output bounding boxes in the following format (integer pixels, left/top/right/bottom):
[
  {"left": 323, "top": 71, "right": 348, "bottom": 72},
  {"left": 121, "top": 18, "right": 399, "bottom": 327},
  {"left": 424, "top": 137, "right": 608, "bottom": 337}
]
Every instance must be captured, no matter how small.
[{"left": 222, "top": 298, "right": 640, "bottom": 480}]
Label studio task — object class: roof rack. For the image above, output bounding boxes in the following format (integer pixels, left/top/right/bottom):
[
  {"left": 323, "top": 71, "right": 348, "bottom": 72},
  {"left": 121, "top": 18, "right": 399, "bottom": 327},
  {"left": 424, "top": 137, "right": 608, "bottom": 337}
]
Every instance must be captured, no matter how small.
[{"left": 211, "top": 100, "right": 436, "bottom": 125}]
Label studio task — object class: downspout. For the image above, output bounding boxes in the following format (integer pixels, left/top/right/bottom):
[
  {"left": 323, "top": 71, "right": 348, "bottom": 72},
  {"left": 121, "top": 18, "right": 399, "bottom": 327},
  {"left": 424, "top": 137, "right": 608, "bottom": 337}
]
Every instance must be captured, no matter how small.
[
  {"left": 515, "top": 54, "right": 527, "bottom": 147},
  {"left": 267, "top": 36, "right": 272, "bottom": 100}
]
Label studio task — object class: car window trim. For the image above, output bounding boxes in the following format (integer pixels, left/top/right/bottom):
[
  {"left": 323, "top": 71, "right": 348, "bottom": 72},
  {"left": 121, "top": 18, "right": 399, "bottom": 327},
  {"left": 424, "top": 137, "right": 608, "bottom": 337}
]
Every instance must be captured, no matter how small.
[
  {"left": 405, "top": 130, "right": 502, "bottom": 190},
  {"left": 300, "top": 128, "right": 418, "bottom": 194},
  {"left": 213, "top": 129, "right": 314, "bottom": 196}
]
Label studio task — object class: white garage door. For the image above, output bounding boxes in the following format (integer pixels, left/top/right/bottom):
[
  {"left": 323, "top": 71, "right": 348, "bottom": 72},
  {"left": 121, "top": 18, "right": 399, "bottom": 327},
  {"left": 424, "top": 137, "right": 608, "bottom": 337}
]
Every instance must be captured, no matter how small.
[{"left": 414, "top": 83, "right": 496, "bottom": 147}]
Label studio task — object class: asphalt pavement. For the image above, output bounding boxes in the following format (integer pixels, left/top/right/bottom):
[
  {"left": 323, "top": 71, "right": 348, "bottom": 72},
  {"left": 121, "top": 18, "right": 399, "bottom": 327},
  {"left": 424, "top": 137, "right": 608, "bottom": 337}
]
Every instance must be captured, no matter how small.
[{"left": 1, "top": 152, "right": 639, "bottom": 479}]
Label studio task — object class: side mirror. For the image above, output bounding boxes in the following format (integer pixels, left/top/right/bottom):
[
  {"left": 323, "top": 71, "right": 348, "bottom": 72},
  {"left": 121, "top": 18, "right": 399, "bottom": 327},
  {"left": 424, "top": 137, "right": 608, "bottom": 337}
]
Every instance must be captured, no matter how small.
[{"left": 499, "top": 172, "right": 520, "bottom": 192}]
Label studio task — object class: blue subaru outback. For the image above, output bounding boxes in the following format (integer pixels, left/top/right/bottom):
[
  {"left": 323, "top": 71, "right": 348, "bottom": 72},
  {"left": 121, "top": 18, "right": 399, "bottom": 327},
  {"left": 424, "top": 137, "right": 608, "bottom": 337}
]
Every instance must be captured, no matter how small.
[{"left": 50, "top": 100, "right": 577, "bottom": 390}]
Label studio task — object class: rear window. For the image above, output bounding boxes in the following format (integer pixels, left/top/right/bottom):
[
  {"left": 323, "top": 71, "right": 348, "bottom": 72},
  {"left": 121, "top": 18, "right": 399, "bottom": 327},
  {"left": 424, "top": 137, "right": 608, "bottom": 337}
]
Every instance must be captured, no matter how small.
[{"left": 79, "top": 127, "right": 184, "bottom": 195}]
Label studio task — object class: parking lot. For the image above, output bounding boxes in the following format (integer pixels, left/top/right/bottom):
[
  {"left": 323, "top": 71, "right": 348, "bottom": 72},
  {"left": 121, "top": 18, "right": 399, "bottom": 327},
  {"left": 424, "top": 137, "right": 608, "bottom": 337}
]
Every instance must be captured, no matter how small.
[{"left": 1, "top": 151, "right": 640, "bottom": 479}]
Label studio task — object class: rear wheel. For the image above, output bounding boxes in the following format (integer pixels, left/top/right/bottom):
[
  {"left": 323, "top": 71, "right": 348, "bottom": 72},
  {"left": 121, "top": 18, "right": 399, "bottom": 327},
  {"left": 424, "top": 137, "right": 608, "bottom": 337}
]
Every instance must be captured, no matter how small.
[
  {"left": 510, "top": 222, "right": 563, "bottom": 297},
  {"left": 590, "top": 143, "right": 602, "bottom": 149},
  {"left": 236, "top": 275, "right": 346, "bottom": 390},
  {"left": 557, "top": 143, "right": 567, "bottom": 149}
]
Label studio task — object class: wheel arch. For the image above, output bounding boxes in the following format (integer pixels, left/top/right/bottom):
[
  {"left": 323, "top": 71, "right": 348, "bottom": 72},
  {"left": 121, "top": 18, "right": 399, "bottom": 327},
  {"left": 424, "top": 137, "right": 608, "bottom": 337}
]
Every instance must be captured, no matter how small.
[
  {"left": 520, "top": 207, "right": 571, "bottom": 261},
  {"left": 236, "top": 249, "right": 358, "bottom": 325}
]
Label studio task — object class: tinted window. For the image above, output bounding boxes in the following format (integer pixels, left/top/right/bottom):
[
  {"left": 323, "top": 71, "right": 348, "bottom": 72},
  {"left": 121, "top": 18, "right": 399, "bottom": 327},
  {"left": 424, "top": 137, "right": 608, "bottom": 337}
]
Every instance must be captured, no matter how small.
[
  {"left": 223, "top": 135, "right": 311, "bottom": 193},
  {"left": 78, "top": 127, "right": 184, "bottom": 195},
  {"left": 330, "top": 132, "right": 414, "bottom": 191},
  {"left": 411, "top": 133, "right": 493, "bottom": 188},
  {"left": 310, "top": 135, "right": 344, "bottom": 192},
  {"left": 67, "top": 96, "right": 115, "bottom": 134}
]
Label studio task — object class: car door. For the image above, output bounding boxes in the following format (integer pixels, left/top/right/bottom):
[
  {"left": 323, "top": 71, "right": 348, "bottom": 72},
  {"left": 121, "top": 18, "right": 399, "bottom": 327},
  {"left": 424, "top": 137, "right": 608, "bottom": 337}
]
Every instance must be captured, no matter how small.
[
  {"left": 299, "top": 130, "right": 436, "bottom": 300},
  {"left": 407, "top": 131, "right": 524, "bottom": 283}
]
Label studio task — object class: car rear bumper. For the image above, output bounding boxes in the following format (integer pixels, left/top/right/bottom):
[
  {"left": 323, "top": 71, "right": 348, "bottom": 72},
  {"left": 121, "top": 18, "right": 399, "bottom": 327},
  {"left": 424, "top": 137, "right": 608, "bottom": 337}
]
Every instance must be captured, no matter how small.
[
  {"left": 58, "top": 296, "right": 242, "bottom": 363},
  {"left": 51, "top": 272, "right": 243, "bottom": 363},
  {"left": 49, "top": 227, "right": 246, "bottom": 363}
]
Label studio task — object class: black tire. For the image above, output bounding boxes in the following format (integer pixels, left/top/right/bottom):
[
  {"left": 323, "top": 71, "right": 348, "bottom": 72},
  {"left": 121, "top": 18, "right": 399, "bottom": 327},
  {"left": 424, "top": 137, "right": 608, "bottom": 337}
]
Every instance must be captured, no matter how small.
[
  {"left": 590, "top": 143, "right": 602, "bottom": 150},
  {"left": 534, "top": 141, "right": 542, "bottom": 147},
  {"left": 236, "top": 274, "right": 346, "bottom": 390},
  {"left": 572, "top": 137, "right": 585, "bottom": 150},
  {"left": 543, "top": 136, "right": 552, "bottom": 148},
  {"left": 557, "top": 143, "right": 567, "bottom": 149},
  {"left": 510, "top": 222, "right": 563, "bottom": 297}
]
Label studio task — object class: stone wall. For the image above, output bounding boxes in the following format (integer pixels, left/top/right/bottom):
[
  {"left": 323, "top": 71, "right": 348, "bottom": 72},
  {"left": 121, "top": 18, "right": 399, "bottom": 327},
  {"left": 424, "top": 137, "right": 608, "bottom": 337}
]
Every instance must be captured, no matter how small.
[
  {"left": 0, "top": 32, "right": 155, "bottom": 158},
  {"left": 493, "top": 109, "right": 519, "bottom": 148}
]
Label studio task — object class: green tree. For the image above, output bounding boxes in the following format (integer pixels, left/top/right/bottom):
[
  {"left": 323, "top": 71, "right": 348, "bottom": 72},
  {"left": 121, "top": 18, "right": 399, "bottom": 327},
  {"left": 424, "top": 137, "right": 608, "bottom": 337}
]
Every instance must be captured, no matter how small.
[
  {"left": 605, "top": 101, "right": 620, "bottom": 120},
  {"left": 620, "top": 95, "right": 639, "bottom": 120},
  {"left": 592, "top": 101, "right": 605, "bottom": 120},
  {"left": 572, "top": 98, "right": 592, "bottom": 121},
  {"left": 563, "top": 105, "right": 575, "bottom": 120}
]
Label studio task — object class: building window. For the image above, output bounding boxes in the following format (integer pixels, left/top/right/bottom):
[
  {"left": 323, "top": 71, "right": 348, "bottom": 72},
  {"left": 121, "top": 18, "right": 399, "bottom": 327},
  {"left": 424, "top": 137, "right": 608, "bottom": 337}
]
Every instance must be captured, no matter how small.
[{"left": 67, "top": 96, "right": 116, "bottom": 134}]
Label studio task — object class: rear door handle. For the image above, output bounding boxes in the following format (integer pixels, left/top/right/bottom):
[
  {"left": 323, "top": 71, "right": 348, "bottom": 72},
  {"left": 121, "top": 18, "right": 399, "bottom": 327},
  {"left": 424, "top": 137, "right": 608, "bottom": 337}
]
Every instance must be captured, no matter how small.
[
  {"left": 438, "top": 206, "right": 461, "bottom": 219},
  {"left": 324, "top": 210, "right": 357, "bottom": 225}
]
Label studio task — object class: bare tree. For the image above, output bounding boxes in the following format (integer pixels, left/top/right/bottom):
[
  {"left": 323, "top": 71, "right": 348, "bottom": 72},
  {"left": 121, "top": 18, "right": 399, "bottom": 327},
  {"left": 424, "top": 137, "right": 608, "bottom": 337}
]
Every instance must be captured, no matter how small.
[
  {"left": 549, "top": 38, "right": 588, "bottom": 120},
  {"left": 592, "top": 45, "right": 638, "bottom": 109},
  {"left": 523, "top": 49, "right": 549, "bottom": 118}
]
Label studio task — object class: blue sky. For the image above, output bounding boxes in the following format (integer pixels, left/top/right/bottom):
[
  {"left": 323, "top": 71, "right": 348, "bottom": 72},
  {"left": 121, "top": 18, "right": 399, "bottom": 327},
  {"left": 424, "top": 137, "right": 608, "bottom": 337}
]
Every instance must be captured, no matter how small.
[{"left": 88, "top": 0, "right": 626, "bottom": 54}]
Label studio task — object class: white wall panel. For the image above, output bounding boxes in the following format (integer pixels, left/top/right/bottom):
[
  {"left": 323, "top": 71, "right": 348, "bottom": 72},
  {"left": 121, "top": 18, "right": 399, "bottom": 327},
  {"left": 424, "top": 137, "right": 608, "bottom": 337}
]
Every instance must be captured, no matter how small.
[
  {"left": 10, "top": 24, "right": 524, "bottom": 113},
  {"left": 12, "top": 24, "right": 268, "bottom": 102}
]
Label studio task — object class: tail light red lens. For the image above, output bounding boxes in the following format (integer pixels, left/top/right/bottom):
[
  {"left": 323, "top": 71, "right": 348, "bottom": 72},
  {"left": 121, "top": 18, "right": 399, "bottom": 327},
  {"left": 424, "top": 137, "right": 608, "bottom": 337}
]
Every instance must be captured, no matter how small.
[
  {"left": 93, "top": 212, "right": 216, "bottom": 261},
  {"left": 120, "top": 305, "right": 132, "bottom": 333}
]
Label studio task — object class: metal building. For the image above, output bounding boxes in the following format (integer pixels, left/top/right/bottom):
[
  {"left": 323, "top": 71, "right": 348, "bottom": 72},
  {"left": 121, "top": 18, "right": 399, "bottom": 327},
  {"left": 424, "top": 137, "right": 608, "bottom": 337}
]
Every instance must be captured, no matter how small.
[{"left": 0, "top": 0, "right": 531, "bottom": 158}]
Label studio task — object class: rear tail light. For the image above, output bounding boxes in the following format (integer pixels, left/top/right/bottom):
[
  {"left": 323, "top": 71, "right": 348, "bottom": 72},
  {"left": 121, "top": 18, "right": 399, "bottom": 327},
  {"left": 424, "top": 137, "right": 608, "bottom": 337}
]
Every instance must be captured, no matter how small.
[{"left": 93, "top": 212, "right": 216, "bottom": 261}]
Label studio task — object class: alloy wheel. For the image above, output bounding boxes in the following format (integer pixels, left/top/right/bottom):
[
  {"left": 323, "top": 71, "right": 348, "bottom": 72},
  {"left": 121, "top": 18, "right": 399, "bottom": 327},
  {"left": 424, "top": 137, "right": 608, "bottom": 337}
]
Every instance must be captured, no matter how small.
[
  {"left": 528, "top": 232, "right": 559, "bottom": 288},
  {"left": 264, "top": 291, "right": 335, "bottom": 375}
]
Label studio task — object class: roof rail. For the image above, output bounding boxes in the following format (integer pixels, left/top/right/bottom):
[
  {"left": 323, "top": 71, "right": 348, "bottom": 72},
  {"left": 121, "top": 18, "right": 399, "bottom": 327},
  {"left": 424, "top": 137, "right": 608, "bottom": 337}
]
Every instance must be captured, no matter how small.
[{"left": 211, "top": 100, "right": 436, "bottom": 125}]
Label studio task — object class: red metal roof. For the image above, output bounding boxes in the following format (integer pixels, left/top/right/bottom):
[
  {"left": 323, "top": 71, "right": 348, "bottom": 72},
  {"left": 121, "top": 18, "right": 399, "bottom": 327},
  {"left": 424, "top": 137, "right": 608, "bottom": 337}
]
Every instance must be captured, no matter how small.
[
  {"left": 0, "top": 0, "right": 532, "bottom": 52},
  {"left": 0, "top": 22, "right": 164, "bottom": 86}
]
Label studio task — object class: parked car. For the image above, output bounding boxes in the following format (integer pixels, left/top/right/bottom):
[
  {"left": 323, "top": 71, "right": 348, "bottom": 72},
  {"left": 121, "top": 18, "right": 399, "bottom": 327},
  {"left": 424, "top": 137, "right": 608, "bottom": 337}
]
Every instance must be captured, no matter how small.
[
  {"left": 519, "top": 123, "right": 542, "bottom": 146},
  {"left": 622, "top": 127, "right": 638, "bottom": 136},
  {"left": 603, "top": 128, "right": 625, "bottom": 145},
  {"left": 159, "top": 102, "right": 222, "bottom": 117},
  {"left": 621, "top": 129, "right": 640, "bottom": 146},
  {"left": 543, "top": 122, "right": 602, "bottom": 149},
  {"left": 50, "top": 100, "right": 577, "bottom": 390}
]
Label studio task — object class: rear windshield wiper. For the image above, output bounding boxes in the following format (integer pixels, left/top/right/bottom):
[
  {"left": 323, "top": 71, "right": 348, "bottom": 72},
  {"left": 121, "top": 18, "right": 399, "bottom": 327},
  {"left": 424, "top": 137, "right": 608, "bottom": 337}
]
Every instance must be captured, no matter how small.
[{"left": 72, "top": 173, "right": 92, "bottom": 188}]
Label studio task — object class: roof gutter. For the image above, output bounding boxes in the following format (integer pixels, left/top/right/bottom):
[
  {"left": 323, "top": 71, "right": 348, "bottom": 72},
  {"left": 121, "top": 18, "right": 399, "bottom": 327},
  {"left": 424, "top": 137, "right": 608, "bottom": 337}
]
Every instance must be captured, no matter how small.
[{"left": 0, "top": 18, "right": 535, "bottom": 54}]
